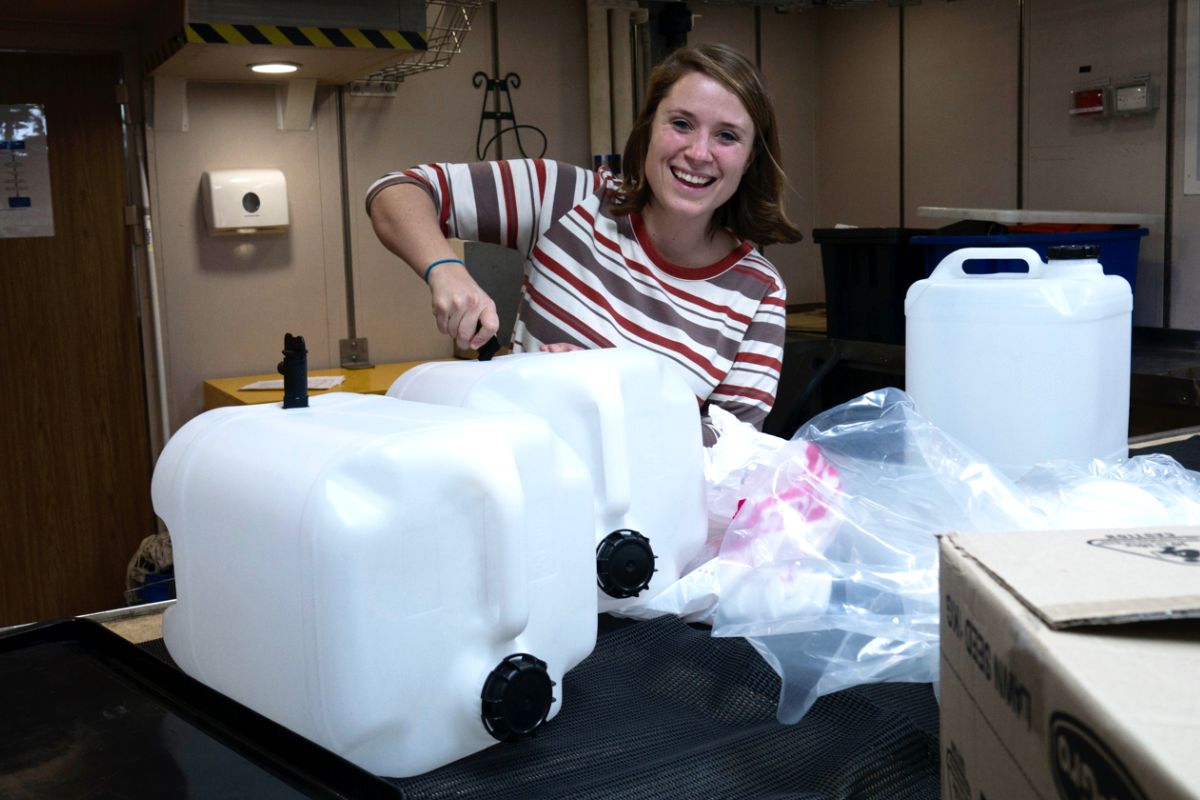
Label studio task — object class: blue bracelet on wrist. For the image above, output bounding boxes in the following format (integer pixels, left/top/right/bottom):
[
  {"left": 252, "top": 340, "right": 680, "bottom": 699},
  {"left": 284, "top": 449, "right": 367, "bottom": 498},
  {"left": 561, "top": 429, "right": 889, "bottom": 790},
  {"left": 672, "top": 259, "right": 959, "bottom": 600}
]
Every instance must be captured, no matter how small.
[{"left": 424, "top": 258, "right": 464, "bottom": 283}]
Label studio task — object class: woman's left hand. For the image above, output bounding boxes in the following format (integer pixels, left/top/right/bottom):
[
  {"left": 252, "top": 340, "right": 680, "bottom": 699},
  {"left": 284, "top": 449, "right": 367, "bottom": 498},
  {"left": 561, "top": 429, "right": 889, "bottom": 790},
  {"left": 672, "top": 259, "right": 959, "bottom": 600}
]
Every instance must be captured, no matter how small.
[{"left": 539, "top": 343, "right": 584, "bottom": 353}]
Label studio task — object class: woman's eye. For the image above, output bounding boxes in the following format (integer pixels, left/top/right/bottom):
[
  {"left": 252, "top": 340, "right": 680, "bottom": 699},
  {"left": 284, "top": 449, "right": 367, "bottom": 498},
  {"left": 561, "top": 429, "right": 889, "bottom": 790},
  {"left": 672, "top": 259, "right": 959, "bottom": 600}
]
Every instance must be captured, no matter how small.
[
  {"left": 671, "top": 119, "right": 690, "bottom": 131},
  {"left": 718, "top": 132, "right": 739, "bottom": 143}
]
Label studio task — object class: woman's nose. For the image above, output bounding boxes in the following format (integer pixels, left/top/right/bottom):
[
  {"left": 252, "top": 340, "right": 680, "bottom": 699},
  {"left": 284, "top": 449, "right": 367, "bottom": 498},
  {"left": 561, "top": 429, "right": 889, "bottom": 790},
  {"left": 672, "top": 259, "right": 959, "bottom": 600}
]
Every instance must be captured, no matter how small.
[{"left": 685, "top": 134, "right": 712, "bottom": 162}]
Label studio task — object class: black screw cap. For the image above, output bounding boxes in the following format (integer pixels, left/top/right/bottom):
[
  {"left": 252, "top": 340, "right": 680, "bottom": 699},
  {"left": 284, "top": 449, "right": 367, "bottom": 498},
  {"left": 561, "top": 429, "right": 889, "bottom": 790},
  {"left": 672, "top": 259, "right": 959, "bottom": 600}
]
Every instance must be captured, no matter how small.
[
  {"left": 1046, "top": 245, "right": 1099, "bottom": 260},
  {"left": 596, "top": 530, "right": 656, "bottom": 599},
  {"left": 481, "top": 654, "right": 556, "bottom": 742}
]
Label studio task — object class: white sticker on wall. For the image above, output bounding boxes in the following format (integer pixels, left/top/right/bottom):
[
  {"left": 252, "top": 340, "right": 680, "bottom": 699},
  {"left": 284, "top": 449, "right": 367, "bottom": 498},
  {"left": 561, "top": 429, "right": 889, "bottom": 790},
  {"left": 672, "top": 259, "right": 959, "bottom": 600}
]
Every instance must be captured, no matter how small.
[{"left": 0, "top": 104, "right": 54, "bottom": 238}]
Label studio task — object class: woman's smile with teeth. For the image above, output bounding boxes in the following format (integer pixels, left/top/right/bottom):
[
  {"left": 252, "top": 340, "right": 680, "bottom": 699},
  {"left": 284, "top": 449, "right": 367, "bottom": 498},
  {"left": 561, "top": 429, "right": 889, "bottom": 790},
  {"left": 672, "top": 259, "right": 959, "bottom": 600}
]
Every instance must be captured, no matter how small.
[{"left": 672, "top": 168, "right": 715, "bottom": 187}]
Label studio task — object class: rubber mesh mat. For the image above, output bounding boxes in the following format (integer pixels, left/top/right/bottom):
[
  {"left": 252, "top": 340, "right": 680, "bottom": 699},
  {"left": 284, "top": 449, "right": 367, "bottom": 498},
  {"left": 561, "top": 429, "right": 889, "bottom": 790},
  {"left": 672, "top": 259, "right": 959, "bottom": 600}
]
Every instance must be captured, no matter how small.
[{"left": 140, "top": 615, "right": 939, "bottom": 800}]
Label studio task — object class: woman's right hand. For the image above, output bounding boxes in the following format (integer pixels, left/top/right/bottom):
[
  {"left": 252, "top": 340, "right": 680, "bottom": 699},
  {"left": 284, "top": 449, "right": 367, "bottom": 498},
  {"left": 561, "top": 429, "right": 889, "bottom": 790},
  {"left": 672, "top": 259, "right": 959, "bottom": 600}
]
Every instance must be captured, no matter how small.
[{"left": 427, "top": 261, "right": 500, "bottom": 350}]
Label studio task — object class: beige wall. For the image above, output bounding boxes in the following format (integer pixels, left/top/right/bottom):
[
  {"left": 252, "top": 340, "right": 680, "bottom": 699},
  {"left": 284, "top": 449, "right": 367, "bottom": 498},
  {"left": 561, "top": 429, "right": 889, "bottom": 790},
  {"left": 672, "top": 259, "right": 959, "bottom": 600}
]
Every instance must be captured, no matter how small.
[
  {"left": 347, "top": 0, "right": 593, "bottom": 370},
  {"left": 816, "top": 2, "right": 901, "bottom": 230},
  {"left": 690, "top": 3, "right": 755, "bottom": 62},
  {"left": 496, "top": 0, "right": 591, "bottom": 166},
  {"left": 1025, "top": 0, "right": 1169, "bottom": 326},
  {"left": 146, "top": 0, "right": 600, "bottom": 428},
  {"left": 147, "top": 82, "right": 346, "bottom": 429},
  {"left": 814, "top": 0, "right": 1020, "bottom": 231},
  {"left": 1173, "top": 0, "right": 1200, "bottom": 329},
  {"left": 344, "top": 3, "right": 496, "bottom": 373},
  {"left": 812, "top": 0, "right": 1172, "bottom": 327},
  {"left": 690, "top": 5, "right": 822, "bottom": 303},
  {"left": 145, "top": 0, "right": 831, "bottom": 432},
  {"left": 761, "top": 9, "right": 821, "bottom": 303},
  {"left": 138, "top": 0, "right": 1195, "bottom": 432},
  {"left": 903, "top": 0, "right": 1019, "bottom": 227}
]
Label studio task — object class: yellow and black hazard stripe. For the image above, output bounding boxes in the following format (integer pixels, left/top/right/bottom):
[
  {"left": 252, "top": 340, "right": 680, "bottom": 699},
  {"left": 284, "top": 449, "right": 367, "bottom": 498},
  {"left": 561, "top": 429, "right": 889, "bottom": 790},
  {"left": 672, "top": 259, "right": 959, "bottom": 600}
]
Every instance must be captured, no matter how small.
[
  {"left": 185, "top": 23, "right": 428, "bottom": 51},
  {"left": 144, "top": 31, "right": 188, "bottom": 75}
]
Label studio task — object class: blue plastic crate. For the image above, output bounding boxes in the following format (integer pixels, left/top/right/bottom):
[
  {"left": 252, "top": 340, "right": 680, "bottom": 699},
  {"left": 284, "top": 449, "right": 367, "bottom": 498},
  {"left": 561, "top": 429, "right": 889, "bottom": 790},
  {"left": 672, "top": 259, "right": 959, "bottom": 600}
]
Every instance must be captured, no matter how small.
[
  {"left": 131, "top": 570, "right": 175, "bottom": 604},
  {"left": 910, "top": 229, "right": 1148, "bottom": 295}
]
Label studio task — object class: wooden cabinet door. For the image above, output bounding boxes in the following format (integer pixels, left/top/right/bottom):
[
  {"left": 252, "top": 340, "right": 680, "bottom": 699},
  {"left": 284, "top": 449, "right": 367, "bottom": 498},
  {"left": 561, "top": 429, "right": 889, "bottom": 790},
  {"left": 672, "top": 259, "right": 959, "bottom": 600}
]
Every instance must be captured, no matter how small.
[{"left": 0, "top": 52, "right": 154, "bottom": 627}]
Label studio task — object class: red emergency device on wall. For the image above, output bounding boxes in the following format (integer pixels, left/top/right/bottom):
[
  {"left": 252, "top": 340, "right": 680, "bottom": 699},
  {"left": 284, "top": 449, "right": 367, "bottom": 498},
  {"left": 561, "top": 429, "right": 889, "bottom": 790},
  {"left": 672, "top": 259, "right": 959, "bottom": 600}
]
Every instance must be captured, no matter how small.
[{"left": 1070, "top": 88, "right": 1109, "bottom": 116}]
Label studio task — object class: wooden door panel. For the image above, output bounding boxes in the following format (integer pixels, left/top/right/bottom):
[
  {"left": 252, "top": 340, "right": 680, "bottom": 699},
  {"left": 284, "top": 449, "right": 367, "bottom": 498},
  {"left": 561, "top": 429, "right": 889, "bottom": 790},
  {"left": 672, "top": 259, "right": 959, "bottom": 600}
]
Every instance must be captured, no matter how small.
[{"left": 0, "top": 52, "right": 154, "bottom": 626}]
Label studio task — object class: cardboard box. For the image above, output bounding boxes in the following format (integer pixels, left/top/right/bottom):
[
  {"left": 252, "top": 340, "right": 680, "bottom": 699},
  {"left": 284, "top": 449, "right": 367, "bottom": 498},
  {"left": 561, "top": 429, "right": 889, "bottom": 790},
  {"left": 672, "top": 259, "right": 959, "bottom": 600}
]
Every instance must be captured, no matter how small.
[{"left": 939, "top": 528, "right": 1200, "bottom": 800}]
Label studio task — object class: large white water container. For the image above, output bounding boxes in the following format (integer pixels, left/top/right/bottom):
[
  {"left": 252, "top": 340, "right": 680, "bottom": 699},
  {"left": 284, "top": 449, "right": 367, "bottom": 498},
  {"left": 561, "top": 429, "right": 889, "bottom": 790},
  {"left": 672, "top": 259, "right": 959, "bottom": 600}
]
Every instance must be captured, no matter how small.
[
  {"left": 153, "top": 392, "right": 597, "bottom": 777},
  {"left": 905, "top": 246, "right": 1132, "bottom": 479},
  {"left": 387, "top": 348, "right": 707, "bottom": 618}
]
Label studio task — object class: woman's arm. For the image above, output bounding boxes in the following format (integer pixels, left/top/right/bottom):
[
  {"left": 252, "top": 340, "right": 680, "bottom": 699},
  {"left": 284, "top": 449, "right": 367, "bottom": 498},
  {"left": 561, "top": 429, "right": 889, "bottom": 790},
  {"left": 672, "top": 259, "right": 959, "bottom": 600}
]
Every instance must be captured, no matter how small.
[
  {"left": 703, "top": 280, "right": 787, "bottom": 443},
  {"left": 369, "top": 183, "right": 498, "bottom": 350}
]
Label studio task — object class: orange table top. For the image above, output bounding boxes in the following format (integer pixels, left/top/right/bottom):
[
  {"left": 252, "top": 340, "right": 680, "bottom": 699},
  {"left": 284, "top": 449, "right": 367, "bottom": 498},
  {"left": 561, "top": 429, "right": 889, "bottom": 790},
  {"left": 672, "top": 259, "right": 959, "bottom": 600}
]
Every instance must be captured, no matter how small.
[{"left": 203, "top": 360, "right": 450, "bottom": 410}]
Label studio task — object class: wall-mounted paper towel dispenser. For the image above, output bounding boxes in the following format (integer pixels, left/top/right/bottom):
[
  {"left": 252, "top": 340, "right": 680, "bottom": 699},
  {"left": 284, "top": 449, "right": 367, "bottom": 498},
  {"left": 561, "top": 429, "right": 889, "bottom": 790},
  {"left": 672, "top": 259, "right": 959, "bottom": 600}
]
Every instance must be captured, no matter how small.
[{"left": 201, "top": 168, "right": 288, "bottom": 236}]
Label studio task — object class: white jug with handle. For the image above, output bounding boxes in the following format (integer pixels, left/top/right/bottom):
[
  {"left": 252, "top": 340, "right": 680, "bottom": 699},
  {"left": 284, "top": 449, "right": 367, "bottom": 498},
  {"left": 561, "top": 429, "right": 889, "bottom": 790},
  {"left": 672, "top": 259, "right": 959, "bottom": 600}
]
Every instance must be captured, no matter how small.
[
  {"left": 154, "top": 392, "right": 597, "bottom": 777},
  {"left": 387, "top": 347, "right": 707, "bottom": 619},
  {"left": 905, "top": 245, "right": 1132, "bottom": 479}
]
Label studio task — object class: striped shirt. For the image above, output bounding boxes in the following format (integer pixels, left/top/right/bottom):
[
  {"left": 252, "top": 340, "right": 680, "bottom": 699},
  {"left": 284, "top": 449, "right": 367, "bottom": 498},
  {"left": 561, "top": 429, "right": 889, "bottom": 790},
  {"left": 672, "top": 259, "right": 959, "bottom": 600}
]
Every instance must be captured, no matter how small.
[{"left": 366, "top": 159, "right": 787, "bottom": 443}]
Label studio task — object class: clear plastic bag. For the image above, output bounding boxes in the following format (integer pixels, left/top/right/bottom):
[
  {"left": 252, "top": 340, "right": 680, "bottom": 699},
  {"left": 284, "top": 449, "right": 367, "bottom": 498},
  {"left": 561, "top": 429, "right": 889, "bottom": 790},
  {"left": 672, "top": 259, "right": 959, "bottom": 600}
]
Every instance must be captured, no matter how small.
[
  {"left": 1017, "top": 454, "right": 1200, "bottom": 528},
  {"left": 644, "top": 406, "right": 786, "bottom": 623},
  {"left": 666, "top": 390, "right": 1200, "bottom": 725},
  {"left": 702, "top": 405, "right": 789, "bottom": 547},
  {"left": 711, "top": 388, "right": 1047, "bottom": 722}
]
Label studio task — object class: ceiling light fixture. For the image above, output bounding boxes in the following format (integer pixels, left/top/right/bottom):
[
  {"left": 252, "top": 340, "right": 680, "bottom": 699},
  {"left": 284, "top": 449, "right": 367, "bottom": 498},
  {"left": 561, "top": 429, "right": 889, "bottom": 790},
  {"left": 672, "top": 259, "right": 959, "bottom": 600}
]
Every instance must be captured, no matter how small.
[{"left": 250, "top": 62, "right": 301, "bottom": 74}]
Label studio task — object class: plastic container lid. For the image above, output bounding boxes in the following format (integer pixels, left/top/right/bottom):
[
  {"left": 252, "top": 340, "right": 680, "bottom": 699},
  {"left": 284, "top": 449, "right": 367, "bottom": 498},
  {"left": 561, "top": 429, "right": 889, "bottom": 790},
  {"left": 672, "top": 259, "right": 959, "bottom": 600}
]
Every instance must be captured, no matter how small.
[
  {"left": 595, "top": 530, "right": 657, "bottom": 599},
  {"left": 1047, "top": 245, "right": 1100, "bottom": 260},
  {"left": 481, "top": 654, "right": 556, "bottom": 742}
]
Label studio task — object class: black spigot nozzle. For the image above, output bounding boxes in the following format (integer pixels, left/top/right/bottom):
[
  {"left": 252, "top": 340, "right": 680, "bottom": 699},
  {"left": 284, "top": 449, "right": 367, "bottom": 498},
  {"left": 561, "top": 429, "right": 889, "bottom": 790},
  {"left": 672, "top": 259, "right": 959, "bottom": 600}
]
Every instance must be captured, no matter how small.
[
  {"left": 473, "top": 320, "right": 501, "bottom": 362},
  {"left": 278, "top": 333, "right": 308, "bottom": 409}
]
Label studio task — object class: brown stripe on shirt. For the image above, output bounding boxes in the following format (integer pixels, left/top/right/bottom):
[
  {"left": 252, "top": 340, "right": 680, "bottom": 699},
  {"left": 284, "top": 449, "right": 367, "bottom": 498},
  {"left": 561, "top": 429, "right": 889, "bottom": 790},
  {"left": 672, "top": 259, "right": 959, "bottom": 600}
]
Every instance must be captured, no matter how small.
[
  {"left": 543, "top": 215, "right": 750, "bottom": 361},
  {"left": 468, "top": 162, "right": 502, "bottom": 245}
]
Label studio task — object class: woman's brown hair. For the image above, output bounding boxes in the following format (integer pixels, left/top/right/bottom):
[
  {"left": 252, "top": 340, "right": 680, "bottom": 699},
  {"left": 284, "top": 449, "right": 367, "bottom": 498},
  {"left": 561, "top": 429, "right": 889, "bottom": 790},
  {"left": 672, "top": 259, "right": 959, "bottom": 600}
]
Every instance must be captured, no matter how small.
[{"left": 611, "top": 43, "right": 803, "bottom": 247}]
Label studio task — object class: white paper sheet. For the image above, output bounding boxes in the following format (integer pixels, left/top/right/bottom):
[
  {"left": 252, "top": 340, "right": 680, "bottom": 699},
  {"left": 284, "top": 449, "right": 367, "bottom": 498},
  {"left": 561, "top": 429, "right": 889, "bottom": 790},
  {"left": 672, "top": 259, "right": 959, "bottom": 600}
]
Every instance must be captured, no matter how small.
[
  {"left": 1, "top": 104, "right": 53, "bottom": 239},
  {"left": 239, "top": 376, "right": 346, "bottom": 391}
]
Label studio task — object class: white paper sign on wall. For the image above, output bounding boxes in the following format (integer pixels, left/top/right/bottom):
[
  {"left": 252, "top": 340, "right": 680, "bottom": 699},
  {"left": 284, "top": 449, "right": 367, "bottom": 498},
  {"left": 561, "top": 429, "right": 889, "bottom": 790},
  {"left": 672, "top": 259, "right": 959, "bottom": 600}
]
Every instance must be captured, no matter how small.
[{"left": 0, "top": 104, "right": 54, "bottom": 238}]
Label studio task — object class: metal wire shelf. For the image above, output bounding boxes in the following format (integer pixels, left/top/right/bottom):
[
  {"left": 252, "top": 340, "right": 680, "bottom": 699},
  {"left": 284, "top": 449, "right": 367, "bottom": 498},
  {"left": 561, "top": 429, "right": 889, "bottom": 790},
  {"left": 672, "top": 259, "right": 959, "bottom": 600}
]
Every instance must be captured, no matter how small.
[{"left": 358, "top": 0, "right": 484, "bottom": 83}]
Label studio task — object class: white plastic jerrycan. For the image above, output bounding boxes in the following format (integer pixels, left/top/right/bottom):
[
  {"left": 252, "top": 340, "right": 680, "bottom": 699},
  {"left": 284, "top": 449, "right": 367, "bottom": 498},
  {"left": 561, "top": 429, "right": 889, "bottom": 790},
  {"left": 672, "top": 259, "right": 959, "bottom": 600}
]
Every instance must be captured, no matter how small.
[
  {"left": 153, "top": 392, "right": 597, "bottom": 777},
  {"left": 387, "top": 347, "right": 707, "bottom": 618},
  {"left": 905, "top": 246, "right": 1132, "bottom": 479}
]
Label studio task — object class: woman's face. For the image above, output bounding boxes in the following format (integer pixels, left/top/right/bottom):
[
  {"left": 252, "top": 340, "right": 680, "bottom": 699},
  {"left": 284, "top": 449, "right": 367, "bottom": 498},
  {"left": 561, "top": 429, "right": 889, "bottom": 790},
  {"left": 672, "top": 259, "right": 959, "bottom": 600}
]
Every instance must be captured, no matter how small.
[{"left": 643, "top": 71, "right": 755, "bottom": 226}]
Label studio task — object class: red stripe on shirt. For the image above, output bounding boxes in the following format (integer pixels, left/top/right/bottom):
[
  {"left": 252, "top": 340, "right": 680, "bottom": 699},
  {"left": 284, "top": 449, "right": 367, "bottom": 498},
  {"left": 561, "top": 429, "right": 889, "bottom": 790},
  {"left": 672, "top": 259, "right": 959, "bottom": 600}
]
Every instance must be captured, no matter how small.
[
  {"left": 632, "top": 212, "right": 752, "bottom": 280},
  {"left": 534, "top": 159, "right": 547, "bottom": 203},
  {"left": 607, "top": 240, "right": 754, "bottom": 324},
  {"left": 577, "top": 207, "right": 756, "bottom": 325},
  {"left": 429, "top": 164, "right": 452, "bottom": 236},
  {"left": 714, "top": 383, "right": 775, "bottom": 404},
  {"left": 401, "top": 169, "right": 433, "bottom": 192},
  {"left": 731, "top": 265, "right": 778, "bottom": 287},
  {"left": 534, "top": 247, "right": 726, "bottom": 382},
  {"left": 523, "top": 279, "right": 614, "bottom": 348},
  {"left": 734, "top": 351, "right": 783, "bottom": 371},
  {"left": 497, "top": 161, "right": 518, "bottom": 249}
]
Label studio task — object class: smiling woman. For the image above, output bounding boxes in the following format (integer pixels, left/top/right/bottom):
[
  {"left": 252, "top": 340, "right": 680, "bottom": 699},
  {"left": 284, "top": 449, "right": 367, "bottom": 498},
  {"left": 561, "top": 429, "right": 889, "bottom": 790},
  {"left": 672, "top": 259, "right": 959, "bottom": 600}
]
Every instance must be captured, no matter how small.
[
  {"left": 614, "top": 45, "right": 802, "bottom": 257},
  {"left": 367, "top": 44, "right": 802, "bottom": 444}
]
